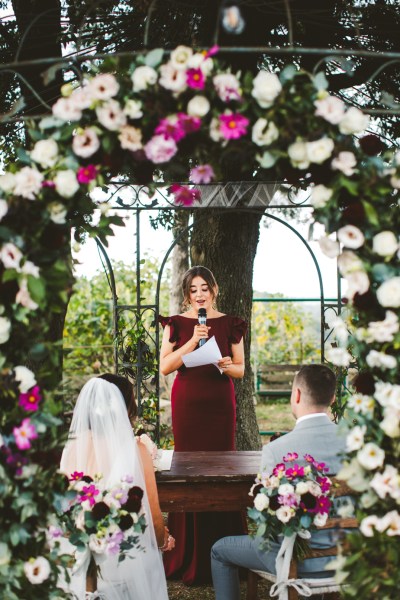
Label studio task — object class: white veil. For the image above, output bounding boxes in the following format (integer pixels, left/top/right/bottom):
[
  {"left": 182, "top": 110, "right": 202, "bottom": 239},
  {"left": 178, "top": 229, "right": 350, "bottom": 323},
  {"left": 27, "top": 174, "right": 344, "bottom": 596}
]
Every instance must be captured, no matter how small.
[{"left": 60, "top": 377, "right": 169, "bottom": 600}]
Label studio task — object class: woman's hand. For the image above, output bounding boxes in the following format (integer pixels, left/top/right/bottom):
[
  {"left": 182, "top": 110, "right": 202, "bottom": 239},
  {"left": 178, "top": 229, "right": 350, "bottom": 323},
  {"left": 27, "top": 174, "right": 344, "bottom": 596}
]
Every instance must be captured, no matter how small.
[
  {"left": 191, "top": 323, "right": 210, "bottom": 346},
  {"left": 218, "top": 356, "right": 233, "bottom": 371},
  {"left": 159, "top": 526, "right": 176, "bottom": 552}
]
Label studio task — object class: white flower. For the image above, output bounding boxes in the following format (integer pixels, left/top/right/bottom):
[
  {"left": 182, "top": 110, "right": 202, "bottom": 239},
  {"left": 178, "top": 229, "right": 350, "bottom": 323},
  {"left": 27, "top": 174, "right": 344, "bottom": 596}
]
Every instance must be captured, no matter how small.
[
  {"left": 339, "top": 107, "right": 369, "bottom": 134},
  {"left": 254, "top": 493, "right": 270, "bottom": 512},
  {"left": 329, "top": 316, "right": 349, "bottom": 346},
  {"left": 252, "top": 71, "right": 282, "bottom": 108},
  {"left": 337, "top": 251, "right": 363, "bottom": 276},
  {"left": 314, "top": 512, "right": 328, "bottom": 527},
  {"left": 16, "top": 279, "right": 38, "bottom": 310},
  {"left": 48, "top": 202, "right": 68, "bottom": 224},
  {"left": 187, "top": 95, "right": 210, "bottom": 118},
  {"left": 314, "top": 95, "right": 345, "bottom": 124},
  {"left": 158, "top": 63, "right": 187, "bottom": 94},
  {"left": 372, "top": 231, "right": 399, "bottom": 257},
  {"left": 54, "top": 170, "right": 79, "bottom": 198},
  {"left": 96, "top": 100, "right": 126, "bottom": 131},
  {"left": 347, "top": 394, "right": 374, "bottom": 415},
  {"left": 331, "top": 151, "right": 357, "bottom": 176},
  {"left": 14, "top": 167, "right": 43, "bottom": 200},
  {"left": 307, "top": 137, "right": 334, "bottom": 164},
  {"left": 374, "top": 381, "right": 400, "bottom": 408},
  {"left": 21, "top": 261, "right": 40, "bottom": 278},
  {"left": 370, "top": 465, "right": 399, "bottom": 499},
  {"left": 70, "top": 85, "right": 92, "bottom": 110},
  {"left": 378, "top": 511, "right": 400, "bottom": 536},
  {"left": 118, "top": 125, "right": 143, "bottom": 151},
  {"left": 30, "top": 139, "right": 58, "bottom": 169},
  {"left": 377, "top": 277, "right": 400, "bottom": 308},
  {"left": 346, "top": 425, "right": 366, "bottom": 452},
  {"left": 14, "top": 365, "right": 36, "bottom": 392},
  {"left": 307, "top": 481, "right": 322, "bottom": 497},
  {"left": 187, "top": 53, "right": 213, "bottom": 75},
  {"left": 0, "top": 198, "right": 9, "bottom": 221},
  {"left": 295, "top": 482, "right": 309, "bottom": 495},
  {"left": 276, "top": 506, "right": 294, "bottom": 523},
  {"left": 366, "top": 349, "right": 397, "bottom": 370},
  {"left": 366, "top": 311, "right": 399, "bottom": 343},
  {"left": 0, "top": 172, "right": 16, "bottom": 194},
  {"left": 278, "top": 483, "right": 295, "bottom": 496},
  {"left": 0, "top": 542, "right": 11, "bottom": 566},
  {"left": 89, "top": 534, "right": 107, "bottom": 555},
  {"left": 170, "top": 45, "right": 193, "bottom": 70},
  {"left": 337, "top": 225, "right": 365, "bottom": 249},
  {"left": 390, "top": 174, "right": 400, "bottom": 189},
  {"left": 318, "top": 236, "right": 340, "bottom": 258},
  {"left": 251, "top": 118, "right": 279, "bottom": 147},
  {"left": 213, "top": 73, "right": 242, "bottom": 102},
  {"left": 326, "top": 347, "right": 352, "bottom": 367},
  {"left": 360, "top": 515, "right": 380, "bottom": 537},
  {"left": 310, "top": 184, "right": 332, "bottom": 208},
  {"left": 0, "top": 316, "right": 11, "bottom": 344},
  {"left": 131, "top": 65, "right": 158, "bottom": 92},
  {"left": 0, "top": 242, "right": 23, "bottom": 270},
  {"left": 72, "top": 128, "right": 100, "bottom": 158},
  {"left": 360, "top": 489, "right": 378, "bottom": 509},
  {"left": 288, "top": 141, "right": 309, "bottom": 169},
  {"left": 380, "top": 410, "right": 400, "bottom": 438},
  {"left": 124, "top": 99, "right": 143, "bottom": 119},
  {"left": 52, "top": 96, "right": 82, "bottom": 122},
  {"left": 88, "top": 73, "right": 119, "bottom": 100},
  {"left": 345, "top": 271, "right": 370, "bottom": 299},
  {"left": 24, "top": 556, "right": 51, "bottom": 584},
  {"left": 357, "top": 443, "right": 385, "bottom": 470},
  {"left": 337, "top": 458, "right": 369, "bottom": 492}
]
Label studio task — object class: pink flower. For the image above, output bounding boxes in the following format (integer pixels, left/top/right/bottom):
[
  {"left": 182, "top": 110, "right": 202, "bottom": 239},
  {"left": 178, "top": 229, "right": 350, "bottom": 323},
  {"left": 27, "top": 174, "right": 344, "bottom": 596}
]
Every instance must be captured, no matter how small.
[
  {"left": 18, "top": 386, "right": 42, "bottom": 412},
  {"left": 283, "top": 452, "right": 299, "bottom": 462},
  {"left": 304, "top": 454, "right": 314, "bottom": 463},
  {"left": 77, "top": 164, "right": 98, "bottom": 184},
  {"left": 155, "top": 116, "right": 186, "bottom": 142},
  {"left": 278, "top": 493, "right": 299, "bottom": 508},
  {"left": 80, "top": 484, "right": 100, "bottom": 506},
  {"left": 189, "top": 164, "right": 215, "bottom": 184},
  {"left": 177, "top": 113, "right": 201, "bottom": 135},
  {"left": 314, "top": 496, "right": 331, "bottom": 515},
  {"left": 144, "top": 135, "right": 178, "bottom": 164},
  {"left": 285, "top": 464, "right": 305, "bottom": 479},
  {"left": 313, "top": 460, "right": 329, "bottom": 473},
  {"left": 219, "top": 113, "right": 249, "bottom": 140},
  {"left": 186, "top": 68, "right": 205, "bottom": 90},
  {"left": 106, "top": 530, "right": 124, "bottom": 555},
  {"left": 272, "top": 463, "right": 285, "bottom": 477},
  {"left": 204, "top": 45, "right": 219, "bottom": 59},
  {"left": 170, "top": 184, "right": 201, "bottom": 207},
  {"left": 13, "top": 418, "right": 38, "bottom": 450},
  {"left": 69, "top": 471, "right": 84, "bottom": 481},
  {"left": 317, "top": 476, "right": 331, "bottom": 493}
]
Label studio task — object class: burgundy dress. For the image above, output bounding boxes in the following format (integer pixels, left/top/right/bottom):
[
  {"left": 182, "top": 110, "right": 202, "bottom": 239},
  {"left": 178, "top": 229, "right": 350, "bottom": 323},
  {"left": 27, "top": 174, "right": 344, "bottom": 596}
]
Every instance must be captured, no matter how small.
[{"left": 159, "top": 314, "right": 247, "bottom": 584}]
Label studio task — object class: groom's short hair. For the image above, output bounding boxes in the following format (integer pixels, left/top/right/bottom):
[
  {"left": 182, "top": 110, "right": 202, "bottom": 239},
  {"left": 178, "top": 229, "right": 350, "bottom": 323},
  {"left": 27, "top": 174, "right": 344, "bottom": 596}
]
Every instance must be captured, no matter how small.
[{"left": 295, "top": 364, "right": 336, "bottom": 408}]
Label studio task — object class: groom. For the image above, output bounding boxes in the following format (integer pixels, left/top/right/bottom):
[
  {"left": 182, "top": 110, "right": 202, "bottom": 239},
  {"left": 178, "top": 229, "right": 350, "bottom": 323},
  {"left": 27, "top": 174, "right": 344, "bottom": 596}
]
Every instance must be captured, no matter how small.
[{"left": 211, "top": 364, "right": 346, "bottom": 600}]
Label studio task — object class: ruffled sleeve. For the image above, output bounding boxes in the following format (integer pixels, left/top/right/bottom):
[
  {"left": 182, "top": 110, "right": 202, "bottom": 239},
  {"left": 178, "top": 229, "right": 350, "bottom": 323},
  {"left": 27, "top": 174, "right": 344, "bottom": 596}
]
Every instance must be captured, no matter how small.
[
  {"left": 158, "top": 315, "right": 178, "bottom": 344},
  {"left": 229, "top": 316, "right": 247, "bottom": 344}
]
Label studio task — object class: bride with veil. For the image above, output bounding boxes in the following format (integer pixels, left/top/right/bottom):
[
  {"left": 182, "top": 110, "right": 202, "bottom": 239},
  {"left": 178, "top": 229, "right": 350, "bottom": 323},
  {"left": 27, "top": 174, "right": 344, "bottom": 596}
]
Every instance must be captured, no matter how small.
[{"left": 60, "top": 374, "right": 172, "bottom": 599}]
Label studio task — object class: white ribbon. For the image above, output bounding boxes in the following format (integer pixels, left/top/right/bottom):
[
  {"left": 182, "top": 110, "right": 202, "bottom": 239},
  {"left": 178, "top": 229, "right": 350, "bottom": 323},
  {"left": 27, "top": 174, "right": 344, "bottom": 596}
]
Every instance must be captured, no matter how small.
[{"left": 269, "top": 532, "right": 312, "bottom": 600}]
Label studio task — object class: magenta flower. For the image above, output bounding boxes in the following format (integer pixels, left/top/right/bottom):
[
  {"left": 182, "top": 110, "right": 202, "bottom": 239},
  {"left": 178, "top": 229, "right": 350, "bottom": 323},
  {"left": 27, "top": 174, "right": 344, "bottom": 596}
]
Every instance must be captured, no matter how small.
[
  {"left": 177, "top": 113, "right": 201, "bottom": 135},
  {"left": 69, "top": 471, "right": 84, "bottom": 481},
  {"left": 80, "top": 484, "right": 100, "bottom": 506},
  {"left": 272, "top": 463, "right": 285, "bottom": 477},
  {"left": 314, "top": 496, "right": 331, "bottom": 514},
  {"left": 77, "top": 164, "right": 98, "bottom": 184},
  {"left": 186, "top": 68, "right": 205, "bottom": 90},
  {"left": 42, "top": 180, "right": 56, "bottom": 188},
  {"left": 219, "top": 113, "right": 249, "bottom": 140},
  {"left": 155, "top": 117, "right": 186, "bottom": 142},
  {"left": 313, "top": 460, "right": 329, "bottom": 473},
  {"left": 18, "top": 385, "right": 42, "bottom": 412},
  {"left": 144, "top": 135, "right": 178, "bottom": 164},
  {"left": 285, "top": 464, "right": 305, "bottom": 479},
  {"left": 317, "top": 476, "right": 331, "bottom": 493},
  {"left": 4, "top": 448, "right": 28, "bottom": 475},
  {"left": 283, "top": 452, "right": 299, "bottom": 462},
  {"left": 190, "top": 164, "right": 215, "bottom": 184},
  {"left": 204, "top": 45, "right": 219, "bottom": 58},
  {"left": 170, "top": 184, "right": 201, "bottom": 207},
  {"left": 13, "top": 418, "right": 38, "bottom": 450},
  {"left": 304, "top": 454, "right": 314, "bottom": 463}
]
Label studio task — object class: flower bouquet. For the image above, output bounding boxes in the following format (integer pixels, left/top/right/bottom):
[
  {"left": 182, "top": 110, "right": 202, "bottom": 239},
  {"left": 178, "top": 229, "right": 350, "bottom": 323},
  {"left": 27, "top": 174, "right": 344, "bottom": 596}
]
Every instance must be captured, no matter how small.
[{"left": 248, "top": 452, "right": 333, "bottom": 559}]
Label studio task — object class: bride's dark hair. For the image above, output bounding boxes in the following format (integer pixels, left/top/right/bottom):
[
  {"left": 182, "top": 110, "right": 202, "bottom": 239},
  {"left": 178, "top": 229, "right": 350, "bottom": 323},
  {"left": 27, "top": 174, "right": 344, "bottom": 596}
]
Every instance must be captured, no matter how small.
[{"left": 97, "top": 373, "right": 137, "bottom": 420}]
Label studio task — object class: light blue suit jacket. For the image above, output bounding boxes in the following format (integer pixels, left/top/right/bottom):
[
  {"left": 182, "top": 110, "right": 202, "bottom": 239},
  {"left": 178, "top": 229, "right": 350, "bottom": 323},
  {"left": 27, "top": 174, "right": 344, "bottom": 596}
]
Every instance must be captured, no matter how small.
[{"left": 260, "top": 414, "right": 347, "bottom": 578}]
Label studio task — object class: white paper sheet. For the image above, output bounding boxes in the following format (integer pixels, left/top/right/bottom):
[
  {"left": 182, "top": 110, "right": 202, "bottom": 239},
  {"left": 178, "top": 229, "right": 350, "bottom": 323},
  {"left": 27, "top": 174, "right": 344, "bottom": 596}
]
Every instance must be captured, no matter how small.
[
  {"left": 155, "top": 449, "right": 174, "bottom": 471},
  {"left": 182, "top": 335, "right": 223, "bottom": 373}
]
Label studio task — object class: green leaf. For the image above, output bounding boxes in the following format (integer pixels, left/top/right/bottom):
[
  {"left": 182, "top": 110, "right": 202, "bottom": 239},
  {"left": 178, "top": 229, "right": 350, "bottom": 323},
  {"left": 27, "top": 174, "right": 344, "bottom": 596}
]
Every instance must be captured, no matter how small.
[
  {"left": 16, "top": 147, "right": 31, "bottom": 165},
  {"left": 300, "top": 514, "right": 312, "bottom": 528},
  {"left": 144, "top": 48, "right": 164, "bottom": 68},
  {"left": 280, "top": 64, "right": 297, "bottom": 84},
  {"left": 361, "top": 200, "right": 379, "bottom": 226},
  {"left": 27, "top": 276, "right": 46, "bottom": 303},
  {"left": 0, "top": 226, "right": 13, "bottom": 241},
  {"left": 39, "top": 116, "right": 65, "bottom": 130},
  {"left": 0, "top": 97, "right": 26, "bottom": 123},
  {"left": 371, "top": 263, "right": 396, "bottom": 283},
  {"left": 313, "top": 71, "right": 329, "bottom": 91},
  {"left": 257, "top": 151, "right": 278, "bottom": 169},
  {"left": 42, "top": 63, "right": 64, "bottom": 86}
]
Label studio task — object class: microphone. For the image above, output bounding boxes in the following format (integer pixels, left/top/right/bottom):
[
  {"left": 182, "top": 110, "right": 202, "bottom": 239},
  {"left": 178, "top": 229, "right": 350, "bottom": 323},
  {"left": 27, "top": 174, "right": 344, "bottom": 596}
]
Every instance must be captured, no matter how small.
[{"left": 198, "top": 308, "right": 207, "bottom": 347}]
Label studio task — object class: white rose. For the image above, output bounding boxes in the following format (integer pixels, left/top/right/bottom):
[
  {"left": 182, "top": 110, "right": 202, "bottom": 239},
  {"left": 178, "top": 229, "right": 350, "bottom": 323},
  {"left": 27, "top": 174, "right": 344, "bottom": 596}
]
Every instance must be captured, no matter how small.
[
  {"left": 213, "top": 73, "right": 241, "bottom": 102},
  {"left": 124, "top": 99, "right": 143, "bottom": 120},
  {"left": 209, "top": 117, "right": 223, "bottom": 143},
  {"left": 0, "top": 242, "right": 23, "bottom": 270},
  {"left": 288, "top": 141, "right": 309, "bottom": 169},
  {"left": 366, "top": 349, "right": 396, "bottom": 370},
  {"left": 338, "top": 225, "right": 365, "bottom": 249},
  {"left": 310, "top": 184, "right": 332, "bottom": 208},
  {"left": 14, "top": 365, "right": 36, "bottom": 392},
  {"left": 96, "top": 100, "right": 126, "bottom": 131},
  {"left": 251, "top": 118, "right": 279, "bottom": 147},
  {"left": 170, "top": 45, "right": 193, "bottom": 70},
  {"left": 0, "top": 316, "right": 11, "bottom": 344},
  {"left": 0, "top": 172, "right": 16, "bottom": 194},
  {"left": 14, "top": 167, "right": 43, "bottom": 200},
  {"left": 48, "top": 202, "right": 68, "bottom": 224},
  {"left": 376, "top": 277, "right": 400, "bottom": 308},
  {"left": 331, "top": 151, "right": 357, "bottom": 176},
  {"left": 159, "top": 63, "right": 187, "bottom": 94},
  {"left": 295, "top": 482, "right": 309, "bottom": 495},
  {"left": 318, "top": 236, "right": 340, "bottom": 258},
  {"left": 187, "top": 95, "right": 210, "bottom": 118},
  {"left": 24, "top": 556, "right": 51, "bottom": 585},
  {"left": 72, "top": 128, "right": 100, "bottom": 158},
  {"left": 372, "top": 231, "right": 398, "bottom": 257},
  {"left": 254, "top": 493, "right": 270, "bottom": 512},
  {"left": 54, "top": 170, "right": 79, "bottom": 198},
  {"left": 329, "top": 316, "right": 349, "bottom": 346},
  {"left": 360, "top": 515, "right": 380, "bottom": 537},
  {"left": 380, "top": 414, "right": 400, "bottom": 438},
  {"left": 314, "top": 95, "right": 345, "bottom": 124},
  {"left": 52, "top": 96, "right": 82, "bottom": 122},
  {"left": 88, "top": 73, "right": 119, "bottom": 100},
  {"left": 30, "top": 139, "right": 58, "bottom": 169},
  {"left": 251, "top": 71, "right": 282, "bottom": 108},
  {"left": 367, "top": 311, "right": 399, "bottom": 343},
  {"left": 276, "top": 506, "right": 293, "bottom": 523},
  {"left": 378, "top": 511, "right": 400, "bottom": 536},
  {"left": 278, "top": 483, "right": 295, "bottom": 496},
  {"left": 339, "top": 107, "right": 369, "bottom": 134},
  {"left": 314, "top": 512, "right": 328, "bottom": 527},
  {"left": 345, "top": 271, "right": 370, "bottom": 298},
  {"left": 131, "top": 65, "right": 158, "bottom": 92},
  {"left": 346, "top": 425, "right": 366, "bottom": 452},
  {"left": 306, "top": 137, "right": 334, "bottom": 164},
  {"left": 357, "top": 443, "right": 385, "bottom": 470},
  {"left": 118, "top": 125, "right": 143, "bottom": 151},
  {"left": 325, "top": 347, "right": 352, "bottom": 367},
  {"left": 374, "top": 381, "right": 400, "bottom": 408},
  {"left": 337, "top": 250, "right": 364, "bottom": 276},
  {"left": 89, "top": 534, "right": 107, "bottom": 555}
]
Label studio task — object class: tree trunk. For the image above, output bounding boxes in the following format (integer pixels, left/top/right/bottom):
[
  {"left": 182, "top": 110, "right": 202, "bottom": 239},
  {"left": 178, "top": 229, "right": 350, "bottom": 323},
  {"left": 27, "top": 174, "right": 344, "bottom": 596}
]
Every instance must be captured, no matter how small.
[
  {"left": 190, "top": 184, "right": 276, "bottom": 450},
  {"left": 169, "top": 211, "right": 190, "bottom": 315}
]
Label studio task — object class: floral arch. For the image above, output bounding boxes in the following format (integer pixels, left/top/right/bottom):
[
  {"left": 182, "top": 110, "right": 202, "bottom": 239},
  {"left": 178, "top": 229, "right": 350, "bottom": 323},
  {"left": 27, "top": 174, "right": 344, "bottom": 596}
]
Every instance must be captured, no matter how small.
[{"left": 0, "top": 45, "right": 399, "bottom": 597}]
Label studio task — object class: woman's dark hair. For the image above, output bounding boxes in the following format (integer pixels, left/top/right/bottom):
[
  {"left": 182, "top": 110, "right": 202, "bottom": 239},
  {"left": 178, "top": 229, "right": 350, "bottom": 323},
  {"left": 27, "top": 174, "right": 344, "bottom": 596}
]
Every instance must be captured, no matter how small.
[
  {"left": 294, "top": 364, "right": 336, "bottom": 407},
  {"left": 97, "top": 373, "right": 137, "bottom": 420},
  {"left": 181, "top": 265, "right": 218, "bottom": 310}
]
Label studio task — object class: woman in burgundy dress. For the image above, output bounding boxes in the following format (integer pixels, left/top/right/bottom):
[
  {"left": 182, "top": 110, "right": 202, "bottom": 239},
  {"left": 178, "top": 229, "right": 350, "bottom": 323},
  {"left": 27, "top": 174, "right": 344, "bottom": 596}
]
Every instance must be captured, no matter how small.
[{"left": 159, "top": 265, "right": 247, "bottom": 585}]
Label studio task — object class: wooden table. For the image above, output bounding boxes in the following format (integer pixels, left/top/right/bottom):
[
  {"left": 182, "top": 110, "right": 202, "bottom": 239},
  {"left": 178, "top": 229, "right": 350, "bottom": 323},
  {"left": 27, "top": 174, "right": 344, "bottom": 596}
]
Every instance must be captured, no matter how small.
[{"left": 156, "top": 451, "right": 261, "bottom": 512}]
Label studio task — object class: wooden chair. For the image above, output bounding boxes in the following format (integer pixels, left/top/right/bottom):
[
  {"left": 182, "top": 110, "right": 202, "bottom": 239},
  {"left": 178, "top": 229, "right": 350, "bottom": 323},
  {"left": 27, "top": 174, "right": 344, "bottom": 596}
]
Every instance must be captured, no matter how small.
[{"left": 247, "top": 479, "right": 357, "bottom": 600}]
